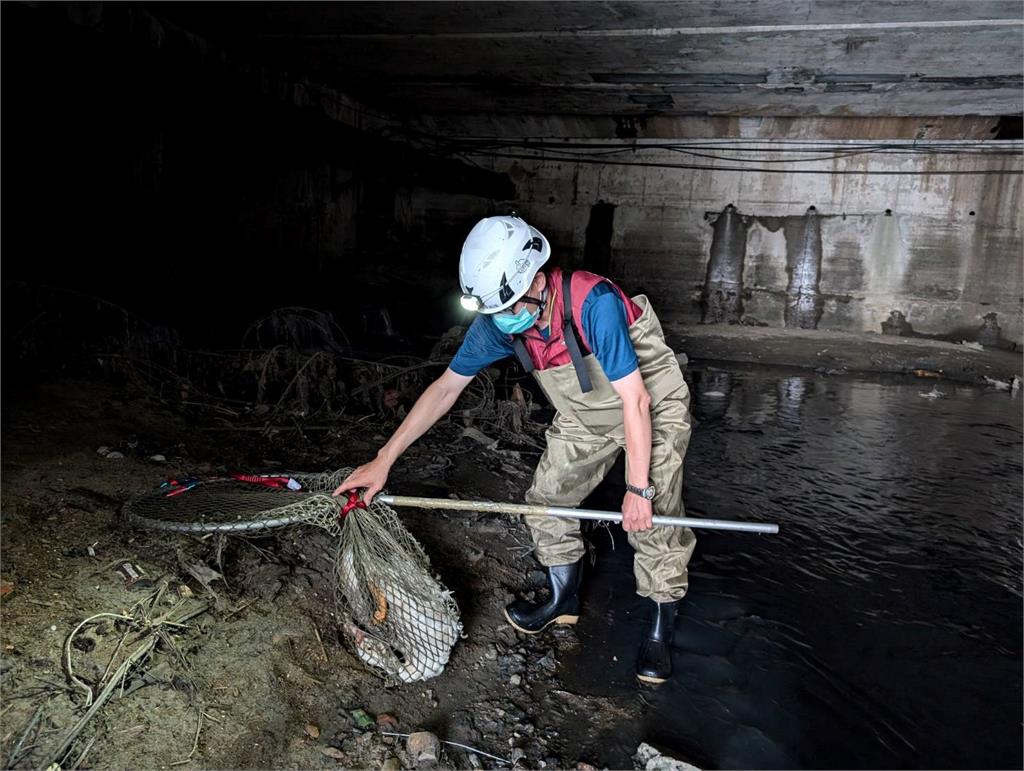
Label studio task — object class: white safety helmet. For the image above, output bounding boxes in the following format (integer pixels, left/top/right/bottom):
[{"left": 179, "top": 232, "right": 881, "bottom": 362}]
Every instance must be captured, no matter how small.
[{"left": 458, "top": 215, "right": 550, "bottom": 314}]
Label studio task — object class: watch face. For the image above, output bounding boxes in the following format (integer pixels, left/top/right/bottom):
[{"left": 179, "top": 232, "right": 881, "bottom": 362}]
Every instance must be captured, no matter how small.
[{"left": 644, "top": 486, "right": 656, "bottom": 499}]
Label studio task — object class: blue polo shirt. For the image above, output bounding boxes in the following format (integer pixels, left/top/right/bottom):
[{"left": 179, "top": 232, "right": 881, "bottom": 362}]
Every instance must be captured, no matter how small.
[{"left": 449, "top": 283, "right": 639, "bottom": 382}]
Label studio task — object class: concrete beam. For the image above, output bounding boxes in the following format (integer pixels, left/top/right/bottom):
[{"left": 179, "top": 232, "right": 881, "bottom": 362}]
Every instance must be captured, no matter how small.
[
  {"left": 161, "top": 1, "right": 1024, "bottom": 37},
  {"left": 257, "top": 18, "right": 1023, "bottom": 41}
]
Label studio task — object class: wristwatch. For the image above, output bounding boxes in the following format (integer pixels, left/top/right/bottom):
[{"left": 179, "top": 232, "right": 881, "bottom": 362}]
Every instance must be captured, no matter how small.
[{"left": 625, "top": 482, "right": 656, "bottom": 500}]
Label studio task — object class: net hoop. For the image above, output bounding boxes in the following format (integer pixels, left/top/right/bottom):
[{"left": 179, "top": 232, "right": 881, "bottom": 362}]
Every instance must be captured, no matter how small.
[{"left": 121, "top": 471, "right": 346, "bottom": 534}]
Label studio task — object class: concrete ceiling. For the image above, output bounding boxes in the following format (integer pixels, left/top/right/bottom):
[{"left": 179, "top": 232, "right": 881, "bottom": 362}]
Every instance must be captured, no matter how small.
[{"left": 161, "top": 1, "right": 1023, "bottom": 119}]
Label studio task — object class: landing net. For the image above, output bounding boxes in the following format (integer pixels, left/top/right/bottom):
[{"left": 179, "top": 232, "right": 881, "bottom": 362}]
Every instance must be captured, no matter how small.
[{"left": 122, "top": 469, "right": 462, "bottom": 683}]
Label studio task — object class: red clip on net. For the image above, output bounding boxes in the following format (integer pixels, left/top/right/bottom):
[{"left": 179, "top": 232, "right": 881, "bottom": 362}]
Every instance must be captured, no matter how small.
[{"left": 340, "top": 491, "right": 367, "bottom": 519}]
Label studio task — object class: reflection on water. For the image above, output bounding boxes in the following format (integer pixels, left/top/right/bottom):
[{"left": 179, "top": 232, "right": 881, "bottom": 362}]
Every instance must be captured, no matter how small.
[{"left": 563, "top": 366, "right": 1023, "bottom": 770}]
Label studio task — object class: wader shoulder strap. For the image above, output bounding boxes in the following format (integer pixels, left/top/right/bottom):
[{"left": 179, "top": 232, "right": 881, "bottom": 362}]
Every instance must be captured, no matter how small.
[
  {"left": 511, "top": 336, "right": 534, "bottom": 374},
  {"left": 562, "top": 271, "right": 594, "bottom": 393}
]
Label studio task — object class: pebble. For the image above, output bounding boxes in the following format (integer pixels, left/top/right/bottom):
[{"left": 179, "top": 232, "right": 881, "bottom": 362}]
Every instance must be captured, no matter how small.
[
  {"left": 511, "top": 748, "right": 526, "bottom": 765},
  {"left": 484, "top": 645, "right": 498, "bottom": 661},
  {"left": 407, "top": 731, "right": 440, "bottom": 765},
  {"left": 105, "top": 451, "right": 125, "bottom": 460},
  {"left": 148, "top": 454, "right": 166, "bottom": 462},
  {"left": 509, "top": 674, "right": 522, "bottom": 686},
  {"left": 96, "top": 446, "right": 110, "bottom": 456},
  {"left": 376, "top": 713, "right": 399, "bottom": 731},
  {"left": 381, "top": 757, "right": 401, "bottom": 771}
]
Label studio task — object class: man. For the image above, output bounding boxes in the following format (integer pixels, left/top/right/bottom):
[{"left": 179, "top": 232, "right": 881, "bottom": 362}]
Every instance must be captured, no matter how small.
[{"left": 335, "top": 214, "right": 694, "bottom": 684}]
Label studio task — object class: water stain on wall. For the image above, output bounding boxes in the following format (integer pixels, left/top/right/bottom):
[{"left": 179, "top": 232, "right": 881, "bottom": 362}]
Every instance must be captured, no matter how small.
[
  {"left": 782, "top": 206, "right": 825, "bottom": 329},
  {"left": 702, "top": 204, "right": 749, "bottom": 323}
]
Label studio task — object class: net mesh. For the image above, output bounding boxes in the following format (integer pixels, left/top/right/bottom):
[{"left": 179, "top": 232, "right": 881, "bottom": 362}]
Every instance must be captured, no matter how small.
[{"left": 122, "top": 469, "right": 462, "bottom": 683}]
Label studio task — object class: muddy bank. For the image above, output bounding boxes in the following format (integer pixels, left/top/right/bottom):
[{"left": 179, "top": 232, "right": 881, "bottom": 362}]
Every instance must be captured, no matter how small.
[
  {"left": 0, "top": 378, "right": 695, "bottom": 770},
  {"left": 663, "top": 323, "right": 1022, "bottom": 385}
]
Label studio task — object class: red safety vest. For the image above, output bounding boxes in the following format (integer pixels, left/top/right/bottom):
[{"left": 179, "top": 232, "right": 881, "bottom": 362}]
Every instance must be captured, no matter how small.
[{"left": 512, "top": 268, "right": 641, "bottom": 389}]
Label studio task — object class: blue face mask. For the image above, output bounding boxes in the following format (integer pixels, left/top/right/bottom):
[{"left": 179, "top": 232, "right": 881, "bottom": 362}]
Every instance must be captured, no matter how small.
[{"left": 492, "top": 306, "right": 539, "bottom": 335}]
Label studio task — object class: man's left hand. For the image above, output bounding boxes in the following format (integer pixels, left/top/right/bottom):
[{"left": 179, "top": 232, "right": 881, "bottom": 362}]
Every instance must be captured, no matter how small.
[{"left": 621, "top": 493, "right": 654, "bottom": 532}]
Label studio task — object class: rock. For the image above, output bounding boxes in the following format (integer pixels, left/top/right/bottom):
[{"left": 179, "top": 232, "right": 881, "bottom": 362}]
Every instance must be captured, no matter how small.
[
  {"left": 509, "top": 673, "right": 522, "bottom": 686},
  {"left": 407, "top": 731, "right": 440, "bottom": 766},
  {"left": 461, "top": 427, "right": 498, "bottom": 450},
  {"left": 381, "top": 757, "right": 402, "bottom": 771},
  {"left": 105, "top": 451, "right": 125, "bottom": 460},
  {"left": 321, "top": 746, "right": 346, "bottom": 760},
  {"left": 148, "top": 454, "right": 167, "bottom": 462},
  {"left": 484, "top": 645, "right": 498, "bottom": 661},
  {"left": 511, "top": 748, "right": 526, "bottom": 766},
  {"left": 538, "top": 654, "right": 557, "bottom": 672},
  {"left": 376, "top": 712, "right": 399, "bottom": 731},
  {"left": 304, "top": 723, "right": 321, "bottom": 739},
  {"left": 96, "top": 446, "right": 110, "bottom": 456},
  {"left": 633, "top": 742, "right": 702, "bottom": 771},
  {"left": 496, "top": 625, "right": 518, "bottom": 646}
]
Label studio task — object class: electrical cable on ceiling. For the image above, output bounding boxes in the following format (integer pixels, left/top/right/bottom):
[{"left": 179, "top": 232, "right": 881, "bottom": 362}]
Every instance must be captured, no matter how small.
[{"left": 447, "top": 149, "right": 1023, "bottom": 175}]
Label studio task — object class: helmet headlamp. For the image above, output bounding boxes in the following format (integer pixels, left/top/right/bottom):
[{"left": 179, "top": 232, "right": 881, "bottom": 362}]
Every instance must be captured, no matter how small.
[{"left": 460, "top": 294, "right": 483, "bottom": 312}]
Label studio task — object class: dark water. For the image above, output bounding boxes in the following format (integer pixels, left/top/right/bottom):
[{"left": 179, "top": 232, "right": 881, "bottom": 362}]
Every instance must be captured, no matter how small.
[{"left": 562, "top": 366, "right": 1023, "bottom": 770}]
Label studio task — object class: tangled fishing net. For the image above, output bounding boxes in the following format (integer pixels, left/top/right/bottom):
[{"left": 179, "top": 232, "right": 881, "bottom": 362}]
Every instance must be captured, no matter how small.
[{"left": 123, "top": 469, "right": 462, "bottom": 683}]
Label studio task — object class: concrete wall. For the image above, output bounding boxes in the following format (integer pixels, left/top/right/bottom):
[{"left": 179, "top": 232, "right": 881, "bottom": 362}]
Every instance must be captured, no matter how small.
[{"left": 467, "top": 143, "right": 1023, "bottom": 345}]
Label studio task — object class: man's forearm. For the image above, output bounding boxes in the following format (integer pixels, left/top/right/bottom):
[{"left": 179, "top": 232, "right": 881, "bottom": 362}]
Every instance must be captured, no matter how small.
[
  {"left": 622, "top": 394, "right": 653, "bottom": 486},
  {"left": 378, "top": 378, "right": 464, "bottom": 465}
]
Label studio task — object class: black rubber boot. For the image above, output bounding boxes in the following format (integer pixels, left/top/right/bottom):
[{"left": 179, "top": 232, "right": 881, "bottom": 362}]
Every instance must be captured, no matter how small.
[
  {"left": 503, "top": 561, "right": 582, "bottom": 634},
  {"left": 636, "top": 600, "right": 678, "bottom": 684}
]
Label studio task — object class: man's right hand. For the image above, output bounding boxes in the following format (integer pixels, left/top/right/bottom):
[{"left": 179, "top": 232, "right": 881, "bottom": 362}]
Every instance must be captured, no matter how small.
[{"left": 332, "top": 455, "right": 392, "bottom": 504}]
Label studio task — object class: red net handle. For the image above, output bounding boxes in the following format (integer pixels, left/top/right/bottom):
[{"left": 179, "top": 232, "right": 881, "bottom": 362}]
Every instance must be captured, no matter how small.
[{"left": 230, "top": 473, "right": 292, "bottom": 489}]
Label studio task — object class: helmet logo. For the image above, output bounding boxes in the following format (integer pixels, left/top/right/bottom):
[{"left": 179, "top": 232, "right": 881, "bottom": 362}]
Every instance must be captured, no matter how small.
[
  {"left": 498, "top": 273, "right": 514, "bottom": 303},
  {"left": 514, "top": 258, "right": 529, "bottom": 274},
  {"left": 523, "top": 237, "right": 543, "bottom": 252}
]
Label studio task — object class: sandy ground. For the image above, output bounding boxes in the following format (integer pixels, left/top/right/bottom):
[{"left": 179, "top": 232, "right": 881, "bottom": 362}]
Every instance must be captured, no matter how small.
[{"left": 1, "top": 378, "right": 679, "bottom": 770}]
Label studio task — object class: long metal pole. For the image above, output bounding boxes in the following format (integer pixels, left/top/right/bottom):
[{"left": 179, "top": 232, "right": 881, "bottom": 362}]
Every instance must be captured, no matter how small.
[{"left": 377, "top": 494, "right": 779, "bottom": 534}]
